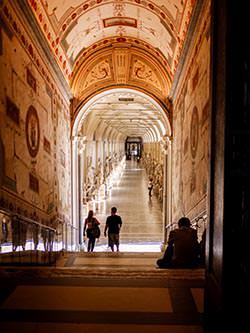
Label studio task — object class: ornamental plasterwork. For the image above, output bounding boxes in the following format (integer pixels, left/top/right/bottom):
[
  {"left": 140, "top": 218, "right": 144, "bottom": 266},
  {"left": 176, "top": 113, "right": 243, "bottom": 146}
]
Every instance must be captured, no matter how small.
[
  {"left": 84, "top": 58, "right": 113, "bottom": 89},
  {"left": 113, "top": 49, "right": 130, "bottom": 84},
  {"left": 74, "top": 47, "right": 168, "bottom": 99},
  {"left": 130, "top": 58, "right": 161, "bottom": 91},
  {"left": 72, "top": 37, "right": 172, "bottom": 80},
  {"left": 75, "top": 54, "right": 113, "bottom": 94}
]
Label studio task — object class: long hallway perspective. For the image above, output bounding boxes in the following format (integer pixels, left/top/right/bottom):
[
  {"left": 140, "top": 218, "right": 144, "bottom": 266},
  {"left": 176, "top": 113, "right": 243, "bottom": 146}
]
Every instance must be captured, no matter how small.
[
  {"left": 2, "top": 0, "right": 249, "bottom": 329},
  {"left": 0, "top": 160, "right": 205, "bottom": 333},
  {"left": 83, "top": 158, "right": 163, "bottom": 252}
]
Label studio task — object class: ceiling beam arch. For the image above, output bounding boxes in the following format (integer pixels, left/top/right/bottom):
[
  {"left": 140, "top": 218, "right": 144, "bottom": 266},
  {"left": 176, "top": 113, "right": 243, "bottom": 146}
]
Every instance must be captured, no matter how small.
[
  {"left": 72, "top": 87, "right": 172, "bottom": 144},
  {"left": 71, "top": 84, "right": 172, "bottom": 134}
]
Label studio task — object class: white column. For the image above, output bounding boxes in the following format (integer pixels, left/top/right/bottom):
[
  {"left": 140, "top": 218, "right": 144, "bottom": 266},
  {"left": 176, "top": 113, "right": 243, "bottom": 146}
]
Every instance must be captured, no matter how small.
[
  {"left": 161, "top": 135, "right": 172, "bottom": 246},
  {"left": 71, "top": 136, "right": 79, "bottom": 250},
  {"left": 78, "top": 137, "right": 87, "bottom": 245}
]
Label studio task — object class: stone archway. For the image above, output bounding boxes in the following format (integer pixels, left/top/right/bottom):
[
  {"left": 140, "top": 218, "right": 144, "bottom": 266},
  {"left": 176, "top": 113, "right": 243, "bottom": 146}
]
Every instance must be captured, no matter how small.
[{"left": 71, "top": 87, "right": 172, "bottom": 249}]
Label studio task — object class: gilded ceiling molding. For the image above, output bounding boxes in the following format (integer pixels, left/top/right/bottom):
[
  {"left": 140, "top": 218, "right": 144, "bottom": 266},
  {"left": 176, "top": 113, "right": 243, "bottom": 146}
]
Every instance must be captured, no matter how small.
[{"left": 84, "top": 56, "right": 114, "bottom": 90}]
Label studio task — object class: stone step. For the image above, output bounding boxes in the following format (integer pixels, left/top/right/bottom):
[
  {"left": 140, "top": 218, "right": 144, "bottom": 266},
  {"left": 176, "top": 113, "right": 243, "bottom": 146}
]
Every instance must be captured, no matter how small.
[
  {"left": 52, "top": 252, "right": 205, "bottom": 280},
  {"left": 0, "top": 251, "right": 205, "bottom": 281},
  {"left": 0, "top": 265, "right": 205, "bottom": 280}
]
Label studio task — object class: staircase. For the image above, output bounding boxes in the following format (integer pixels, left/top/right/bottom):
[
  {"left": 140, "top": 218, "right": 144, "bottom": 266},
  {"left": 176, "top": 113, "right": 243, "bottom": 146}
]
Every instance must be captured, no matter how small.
[
  {"left": 52, "top": 251, "right": 205, "bottom": 279},
  {"left": 0, "top": 251, "right": 206, "bottom": 333}
]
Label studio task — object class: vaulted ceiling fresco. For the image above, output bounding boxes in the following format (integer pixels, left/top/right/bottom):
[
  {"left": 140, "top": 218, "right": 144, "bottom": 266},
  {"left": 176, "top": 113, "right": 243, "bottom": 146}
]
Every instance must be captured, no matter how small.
[
  {"left": 23, "top": 0, "right": 197, "bottom": 141},
  {"left": 28, "top": 0, "right": 196, "bottom": 84}
]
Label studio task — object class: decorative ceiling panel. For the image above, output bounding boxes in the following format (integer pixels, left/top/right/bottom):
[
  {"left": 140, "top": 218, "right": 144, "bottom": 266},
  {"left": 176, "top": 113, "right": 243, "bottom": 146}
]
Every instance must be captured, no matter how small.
[
  {"left": 84, "top": 56, "right": 114, "bottom": 89},
  {"left": 72, "top": 45, "right": 170, "bottom": 100},
  {"left": 129, "top": 55, "right": 163, "bottom": 92}
]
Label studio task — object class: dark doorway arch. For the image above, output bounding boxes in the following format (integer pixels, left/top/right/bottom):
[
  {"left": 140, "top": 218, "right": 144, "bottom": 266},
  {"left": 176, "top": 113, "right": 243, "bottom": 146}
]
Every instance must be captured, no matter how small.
[{"left": 125, "top": 137, "right": 143, "bottom": 160}]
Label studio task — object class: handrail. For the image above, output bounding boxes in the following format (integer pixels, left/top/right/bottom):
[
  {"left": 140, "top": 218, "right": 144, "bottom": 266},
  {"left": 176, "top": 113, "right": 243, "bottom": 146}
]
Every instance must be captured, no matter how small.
[
  {"left": 165, "top": 222, "right": 178, "bottom": 230},
  {"left": 0, "top": 208, "right": 62, "bottom": 265},
  {"left": 191, "top": 211, "right": 207, "bottom": 229},
  {"left": 166, "top": 211, "right": 207, "bottom": 231},
  {"left": 0, "top": 208, "right": 56, "bottom": 232},
  {"left": 185, "top": 195, "right": 207, "bottom": 215}
]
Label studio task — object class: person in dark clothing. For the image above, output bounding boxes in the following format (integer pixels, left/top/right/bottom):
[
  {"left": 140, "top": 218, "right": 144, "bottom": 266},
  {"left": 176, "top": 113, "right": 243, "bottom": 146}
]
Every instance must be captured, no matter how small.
[
  {"left": 104, "top": 207, "right": 122, "bottom": 252},
  {"left": 148, "top": 178, "right": 153, "bottom": 197},
  {"left": 83, "top": 210, "right": 101, "bottom": 252},
  {"left": 157, "top": 217, "right": 200, "bottom": 268},
  {"left": 199, "top": 229, "right": 206, "bottom": 266}
]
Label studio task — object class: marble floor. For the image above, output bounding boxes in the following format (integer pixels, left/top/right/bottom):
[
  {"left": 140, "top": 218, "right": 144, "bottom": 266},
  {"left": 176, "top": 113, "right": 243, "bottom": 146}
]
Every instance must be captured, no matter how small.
[
  {"left": 0, "top": 251, "right": 205, "bottom": 333},
  {"left": 82, "top": 159, "right": 164, "bottom": 252},
  {"left": 0, "top": 159, "right": 163, "bottom": 255}
]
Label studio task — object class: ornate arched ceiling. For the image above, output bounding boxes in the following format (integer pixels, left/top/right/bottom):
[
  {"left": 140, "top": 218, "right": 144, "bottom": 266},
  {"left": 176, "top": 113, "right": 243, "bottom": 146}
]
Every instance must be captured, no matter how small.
[
  {"left": 71, "top": 41, "right": 172, "bottom": 101},
  {"left": 24, "top": 0, "right": 196, "bottom": 141},
  {"left": 27, "top": 0, "right": 196, "bottom": 84}
]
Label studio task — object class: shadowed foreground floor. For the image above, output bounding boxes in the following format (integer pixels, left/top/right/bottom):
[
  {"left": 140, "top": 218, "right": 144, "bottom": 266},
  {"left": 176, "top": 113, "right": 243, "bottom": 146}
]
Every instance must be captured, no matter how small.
[
  {"left": 0, "top": 252, "right": 205, "bottom": 333},
  {"left": 0, "top": 160, "right": 205, "bottom": 332}
]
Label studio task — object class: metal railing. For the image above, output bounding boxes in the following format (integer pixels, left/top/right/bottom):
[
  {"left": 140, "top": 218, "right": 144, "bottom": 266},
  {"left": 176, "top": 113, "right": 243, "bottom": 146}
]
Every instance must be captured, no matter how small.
[
  {"left": 61, "top": 220, "right": 79, "bottom": 252},
  {"left": 0, "top": 209, "right": 62, "bottom": 265},
  {"left": 191, "top": 212, "right": 207, "bottom": 242},
  {"left": 165, "top": 212, "right": 207, "bottom": 242}
]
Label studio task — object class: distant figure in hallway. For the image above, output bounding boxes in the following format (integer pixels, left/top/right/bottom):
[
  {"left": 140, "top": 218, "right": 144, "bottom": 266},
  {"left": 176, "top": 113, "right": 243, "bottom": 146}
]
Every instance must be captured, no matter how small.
[
  {"left": 83, "top": 210, "right": 101, "bottom": 252},
  {"left": 157, "top": 217, "right": 200, "bottom": 268},
  {"left": 104, "top": 207, "right": 122, "bottom": 252},
  {"left": 148, "top": 178, "right": 153, "bottom": 197}
]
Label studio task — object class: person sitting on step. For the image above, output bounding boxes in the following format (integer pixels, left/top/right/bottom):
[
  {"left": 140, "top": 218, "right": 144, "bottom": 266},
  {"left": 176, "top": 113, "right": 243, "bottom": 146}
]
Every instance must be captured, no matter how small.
[{"left": 157, "top": 217, "right": 200, "bottom": 268}]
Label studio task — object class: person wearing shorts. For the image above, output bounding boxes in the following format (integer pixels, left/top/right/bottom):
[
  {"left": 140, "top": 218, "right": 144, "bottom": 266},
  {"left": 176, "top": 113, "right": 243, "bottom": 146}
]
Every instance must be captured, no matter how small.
[{"left": 104, "top": 207, "right": 122, "bottom": 252}]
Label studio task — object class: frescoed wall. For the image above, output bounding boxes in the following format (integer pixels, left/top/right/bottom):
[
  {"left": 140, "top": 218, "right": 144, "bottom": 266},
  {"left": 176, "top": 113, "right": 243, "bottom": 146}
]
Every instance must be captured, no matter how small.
[
  {"left": 171, "top": 2, "right": 210, "bottom": 225},
  {"left": 0, "top": 1, "right": 72, "bottom": 224}
]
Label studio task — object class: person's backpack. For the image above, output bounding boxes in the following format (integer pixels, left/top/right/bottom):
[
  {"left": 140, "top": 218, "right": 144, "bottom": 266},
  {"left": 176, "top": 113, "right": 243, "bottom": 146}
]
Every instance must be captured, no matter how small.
[{"left": 93, "top": 224, "right": 101, "bottom": 238}]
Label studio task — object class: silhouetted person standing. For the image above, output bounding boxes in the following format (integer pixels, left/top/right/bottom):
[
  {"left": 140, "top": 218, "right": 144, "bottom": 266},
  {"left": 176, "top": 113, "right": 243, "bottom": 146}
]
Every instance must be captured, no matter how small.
[
  {"left": 83, "top": 210, "right": 101, "bottom": 252},
  {"left": 148, "top": 178, "right": 153, "bottom": 197},
  {"left": 104, "top": 207, "right": 122, "bottom": 252}
]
